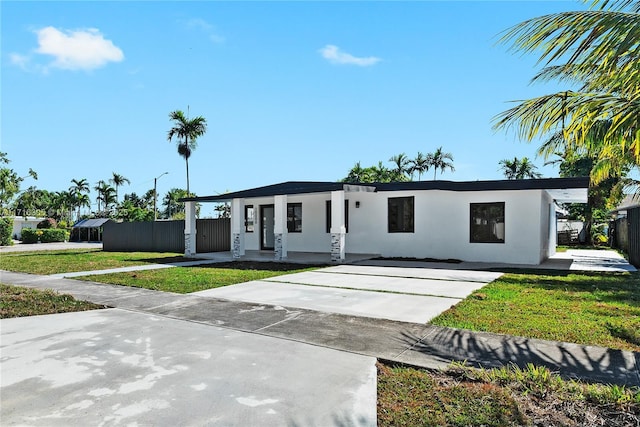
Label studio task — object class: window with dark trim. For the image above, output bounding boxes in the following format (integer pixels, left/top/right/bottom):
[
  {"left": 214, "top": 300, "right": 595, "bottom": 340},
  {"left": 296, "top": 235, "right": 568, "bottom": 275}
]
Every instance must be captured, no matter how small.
[
  {"left": 244, "top": 205, "right": 254, "bottom": 232},
  {"left": 326, "top": 200, "right": 349, "bottom": 233},
  {"left": 287, "top": 203, "right": 302, "bottom": 233},
  {"left": 470, "top": 202, "right": 505, "bottom": 243},
  {"left": 388, "top": 196, "right": 414, "bottom": 233}
]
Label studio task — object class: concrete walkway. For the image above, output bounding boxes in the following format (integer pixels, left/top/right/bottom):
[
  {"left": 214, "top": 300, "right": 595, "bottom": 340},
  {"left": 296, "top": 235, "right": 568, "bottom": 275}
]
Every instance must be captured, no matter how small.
[{"left": 2, "top": 270, "right": 638, "bottom": 388}]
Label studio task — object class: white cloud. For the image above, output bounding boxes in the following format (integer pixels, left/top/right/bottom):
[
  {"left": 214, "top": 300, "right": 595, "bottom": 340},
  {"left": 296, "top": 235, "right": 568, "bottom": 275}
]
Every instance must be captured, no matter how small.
[
  {"left": 185, "top": 18, "right": 225, "bottom": 44},
  {"left": 9, "top": 53, "right": 30, "bottom": 70},
  {"left": 319, "top": 45, "right": 381, "bottom": 67},
  {"left": 33, "top": 26, "right": 124, "bottom": 71}
]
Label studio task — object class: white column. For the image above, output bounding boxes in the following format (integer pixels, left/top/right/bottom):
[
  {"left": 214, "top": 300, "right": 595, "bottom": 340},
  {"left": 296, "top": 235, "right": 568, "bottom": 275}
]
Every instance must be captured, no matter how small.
[
  {"left": 274, "top": 195, "right": 288, "bottom": 260},
  {"left": 184, "top": 201, "right": 197, "bottom": 257},
  {"left": 548, "top": 203, "right": 557, "bottom": 257},
  {"left": 231, "top": 198, "right": 246, "bottom": 258},
  {"left": 330, "top": 190, "right": 346, "bottom": 263}
]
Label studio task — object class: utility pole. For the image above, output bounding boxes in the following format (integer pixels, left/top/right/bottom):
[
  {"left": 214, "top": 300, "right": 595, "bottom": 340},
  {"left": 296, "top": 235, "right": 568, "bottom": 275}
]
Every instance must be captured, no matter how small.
[{"left": 154, "top": 172, "right": 168, "bottom": 221}]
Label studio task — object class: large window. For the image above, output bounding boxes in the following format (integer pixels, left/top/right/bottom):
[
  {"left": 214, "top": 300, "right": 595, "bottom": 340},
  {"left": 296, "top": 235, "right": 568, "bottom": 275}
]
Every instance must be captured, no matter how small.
[
  {"left": 470, "top": 202, "right": 505, "bottom": 243},
  {"left": 388, "top": 197, "right": 414, "bottom": 233},
  {"left": 326, "top": 200, "right": 349, "bottom": 233},
  {"left": 245, "top": 205, "right": 254, "bottom": 232},
  {"left": 287, "top": 203, "right": 302, "bottom": 233}
]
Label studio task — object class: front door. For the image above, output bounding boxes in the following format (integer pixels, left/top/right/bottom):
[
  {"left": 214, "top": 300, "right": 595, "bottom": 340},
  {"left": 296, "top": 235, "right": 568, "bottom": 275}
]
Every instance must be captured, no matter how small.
[{"left": 261, "top": 204, "right": 275, "bottom": 250}]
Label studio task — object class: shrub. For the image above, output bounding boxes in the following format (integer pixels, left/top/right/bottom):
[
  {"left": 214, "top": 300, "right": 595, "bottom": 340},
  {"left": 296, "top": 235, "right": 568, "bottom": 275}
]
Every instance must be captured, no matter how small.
[
  {"left": 37, "top": 218, "right": 57, "bottom": 229},
  {"left": 20, "top": 228, "right": 68, "bottom": 243},
  {"left": 0, "top": 217, "right": 13, "bottom": 246},
  {"left": 40, "top": 228, "right": 69, "bottom": 243},
  {"left": 21, "top": 228, "right": 40, "bottom": 244}
]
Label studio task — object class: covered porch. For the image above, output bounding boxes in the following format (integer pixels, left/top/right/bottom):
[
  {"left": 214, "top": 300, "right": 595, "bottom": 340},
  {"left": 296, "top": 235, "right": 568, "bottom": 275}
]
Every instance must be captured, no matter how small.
[{"left": 181, "top": 182, "right": 376, "bottom": 263}]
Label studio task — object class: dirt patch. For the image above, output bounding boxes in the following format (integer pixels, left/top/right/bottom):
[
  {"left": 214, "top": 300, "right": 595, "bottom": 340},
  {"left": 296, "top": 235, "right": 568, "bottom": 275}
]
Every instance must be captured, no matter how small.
[
  {"left": 373, "top": 256, "right": 462, "bottom": 264},
  {"left": 197, "top": 261, "right": 327, "bottom": 271}
]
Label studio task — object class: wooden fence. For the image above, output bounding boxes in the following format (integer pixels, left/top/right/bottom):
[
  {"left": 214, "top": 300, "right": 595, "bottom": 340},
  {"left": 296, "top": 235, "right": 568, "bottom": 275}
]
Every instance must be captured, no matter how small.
[{"left": 103, "top": 218, "right": 230, "bottom": 253}]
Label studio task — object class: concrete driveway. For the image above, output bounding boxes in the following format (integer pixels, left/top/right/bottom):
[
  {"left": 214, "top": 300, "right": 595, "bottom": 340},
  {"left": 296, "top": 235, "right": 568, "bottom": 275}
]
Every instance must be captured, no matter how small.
[
  {"left": 195, "top": 265, "right": 502, "bottom": 323},
  {"left": 1, "top": 309, "right": 376, "bottom": 426}
]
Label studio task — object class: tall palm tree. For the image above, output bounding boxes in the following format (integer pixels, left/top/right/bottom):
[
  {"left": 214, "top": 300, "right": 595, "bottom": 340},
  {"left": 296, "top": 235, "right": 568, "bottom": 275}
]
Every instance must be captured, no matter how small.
[
  {"left": 388, "top": 153, "right": 411, "bottom": 181},
  {"left": 493, "top": 0, "right": 640, "bottom": 184},
  {"left": 410, "top": 152, "right": 429, "bottom": 181},
  {"left": 499, "top": 157, "right": 542, "bottom": 180},
  {"left": 167, "top": 109, "right": 208, "bottom": 194},
  {"left": 427, "top": 147, "right": 455, "bottom": 180},
  {"left": 109, "top": 172, "right": 130, "bottom": 203},
  {"left": 70, "top": 178, "right": 90, "bottom": 221},
  {"left": 94, "top": 180, "right": 116, "bottom": 213}
]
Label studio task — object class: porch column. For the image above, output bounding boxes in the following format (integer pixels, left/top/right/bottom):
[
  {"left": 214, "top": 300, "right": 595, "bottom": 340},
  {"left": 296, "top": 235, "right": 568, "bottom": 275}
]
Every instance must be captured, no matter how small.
[
  {"left": 231, "top": 198, "right": 245, "bottom": 259},
  {"left": 548, "top": 203, "right": 557, "bottom": 257},
  {"left": 330, "top": 190, "right": 346, "bottom": 263},
  {"left": 184, "top": 201, "right": 197, "bottom": 257},
  {"left": 274, "top": 195, "right": 288, "bottom": 260}
]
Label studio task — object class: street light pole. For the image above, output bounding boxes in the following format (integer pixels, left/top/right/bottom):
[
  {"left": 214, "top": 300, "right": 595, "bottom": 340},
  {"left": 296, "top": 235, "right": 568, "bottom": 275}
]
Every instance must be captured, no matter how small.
[{"left": 154, "top": 172, "right": 169, "bottom": 221}]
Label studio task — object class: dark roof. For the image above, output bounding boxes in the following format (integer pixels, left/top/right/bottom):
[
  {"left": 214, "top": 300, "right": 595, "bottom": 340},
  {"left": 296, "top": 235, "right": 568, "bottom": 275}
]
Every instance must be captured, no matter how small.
[
  {"left": 73, "top": 218, "right": 112, "bottom": 228},
  {"left": 182, "top": 177, "right": 589, "bottom": 202}
]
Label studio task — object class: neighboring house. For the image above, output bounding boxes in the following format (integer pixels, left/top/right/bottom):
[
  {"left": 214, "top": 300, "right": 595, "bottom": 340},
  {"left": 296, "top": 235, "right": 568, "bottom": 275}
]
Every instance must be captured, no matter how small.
[
  {"left": 9, "top": 217, "right": 45, "bottom": 240},
  {"left": 182, "top": 177, "right": 589, "bottom": 265}
]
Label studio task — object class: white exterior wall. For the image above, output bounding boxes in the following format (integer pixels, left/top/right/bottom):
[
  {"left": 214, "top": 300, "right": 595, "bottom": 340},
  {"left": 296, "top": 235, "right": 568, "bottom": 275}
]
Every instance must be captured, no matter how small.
[
  {"left": 237, "top": 188, "right": 551, "bottom": 265},
  {"left": 10, "top": 217, "right": 44, "bottom": 239},
  {"left": 242, "top": 194, "right": 331, "bottom": 252}
]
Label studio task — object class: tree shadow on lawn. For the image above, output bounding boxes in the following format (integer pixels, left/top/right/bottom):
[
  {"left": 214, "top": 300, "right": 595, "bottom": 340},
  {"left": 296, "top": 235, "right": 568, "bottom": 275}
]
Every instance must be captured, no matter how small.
[{"left": 494, "top": 270, "right": 640, "bottom": 307}]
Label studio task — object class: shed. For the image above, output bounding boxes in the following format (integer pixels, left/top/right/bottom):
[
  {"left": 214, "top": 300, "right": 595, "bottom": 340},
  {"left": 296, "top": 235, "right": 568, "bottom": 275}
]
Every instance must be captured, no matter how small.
[{"left": 72, "top": 218, "right": 113, "bottom": 242}]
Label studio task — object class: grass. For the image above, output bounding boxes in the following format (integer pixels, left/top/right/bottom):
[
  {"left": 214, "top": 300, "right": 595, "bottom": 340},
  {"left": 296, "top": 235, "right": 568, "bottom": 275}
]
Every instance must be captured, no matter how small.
[
  {"left": 0, "top": 249, "right": 186, "bottom": 275},
  {"left": 431, "top": 271, "right": 640, "bottom": 352},
  {"left": 75, "top": 261, "right": 320, "bottom": 293},
  {"left": 378, "top": 361, "right": 640, "bottom": 426},
  {"left": 0, "top": 284, "right": 105, "bottom": 318}
]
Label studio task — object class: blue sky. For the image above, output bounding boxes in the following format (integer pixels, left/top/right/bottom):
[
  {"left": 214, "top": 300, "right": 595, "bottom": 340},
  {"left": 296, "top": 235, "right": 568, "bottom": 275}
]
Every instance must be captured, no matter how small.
[{"left": 2, "top": 1, "right": 586, "bottom": 215}]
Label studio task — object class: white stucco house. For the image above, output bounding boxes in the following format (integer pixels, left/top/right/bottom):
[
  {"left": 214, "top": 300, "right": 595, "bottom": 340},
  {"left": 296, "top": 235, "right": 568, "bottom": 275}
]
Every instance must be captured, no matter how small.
[{"left": 181, "top": 177, "right": 589, "bottom": 265}]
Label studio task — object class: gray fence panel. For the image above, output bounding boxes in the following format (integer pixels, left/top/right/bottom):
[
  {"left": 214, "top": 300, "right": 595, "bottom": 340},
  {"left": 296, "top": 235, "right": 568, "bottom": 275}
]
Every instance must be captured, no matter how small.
[
  {"left": 628, "top": 207, "right": 640, "bottom": 268},
  {"left": 197, "top": 218, "right": 230, "bottom": 252},
  {"left": 104, "top": 219, "right": 230, "bottom": 253},
  {"left": 104, "top": 221, "right": 183, "bottom": 252}
]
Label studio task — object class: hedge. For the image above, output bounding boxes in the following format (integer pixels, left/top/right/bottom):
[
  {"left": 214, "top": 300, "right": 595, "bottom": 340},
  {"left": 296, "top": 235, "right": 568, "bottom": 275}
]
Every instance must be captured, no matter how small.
[
  {"left": 0, "top": 217, "right": 13, "bottom": 246},
  {"left": 21, "top": 228, "right": 69, "bottom": 244}
]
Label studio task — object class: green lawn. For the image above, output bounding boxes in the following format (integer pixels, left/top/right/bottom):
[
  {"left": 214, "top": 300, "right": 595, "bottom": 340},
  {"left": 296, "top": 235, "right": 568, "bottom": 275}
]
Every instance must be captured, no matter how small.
[
  {"left": 76, "top": 261, "right": 319, "bottom": 293},
  {"left": 0, "top": 249, "right": 185, "bottom": 275},
  {"left": 0, "top": 284, "right": 105, "bottom": 318},
  {"left": 377, "top": 362, "right": 639, "bottom": 426},
  {"left": 431, "top": 271, "right": 640, "bottom": 352}
]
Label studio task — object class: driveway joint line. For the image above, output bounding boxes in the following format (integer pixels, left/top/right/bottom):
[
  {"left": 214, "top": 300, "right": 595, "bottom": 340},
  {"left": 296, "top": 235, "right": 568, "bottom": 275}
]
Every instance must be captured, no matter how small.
[
  {"left": 259, "top": 278, "right": 466, "bottom": 299},
  {"left": 312, "top": 269, "right": 496, "bottom": 284}
]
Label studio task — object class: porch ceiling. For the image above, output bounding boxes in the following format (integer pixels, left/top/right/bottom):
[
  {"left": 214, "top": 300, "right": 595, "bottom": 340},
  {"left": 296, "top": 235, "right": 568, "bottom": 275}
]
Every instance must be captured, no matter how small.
[{"left": 547, "top": 187, "right": 588, "bottom": 203}]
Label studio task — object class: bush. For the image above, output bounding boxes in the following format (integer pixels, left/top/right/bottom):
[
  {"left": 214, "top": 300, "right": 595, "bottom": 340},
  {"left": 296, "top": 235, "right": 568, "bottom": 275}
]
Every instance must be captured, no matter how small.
[
  {"left": 21, "top": 228, "right": 68, "bottom": 243},
  {"left": 40, "top": 228, "right": 69, "bottom": 243},
  {"left": 0, "top": 217, "right": 13, "bottom": 246},
  {"left": 21, "top": 228, "right": 40, "bottom": 244},
  {"left": 37, "top": 218, "right": 57, "bottom": 229}
]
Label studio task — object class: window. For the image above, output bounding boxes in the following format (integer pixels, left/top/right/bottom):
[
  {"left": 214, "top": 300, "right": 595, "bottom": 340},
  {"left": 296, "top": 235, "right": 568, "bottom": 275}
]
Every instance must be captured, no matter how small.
[
  {"left": 326, "top": 200, "right": 349, "bottom": 233},
  {"left": 470, "top": 202, "right": 505, "bottom": 243},
  {"left": 388, "top": 197, "right": 414, "bottom": 233},
  {"left": 287, "top": 203, "right": 302, "bottom": 233},
  {"left": 245, "top": 205, "right": 254, "bottom": 232}
]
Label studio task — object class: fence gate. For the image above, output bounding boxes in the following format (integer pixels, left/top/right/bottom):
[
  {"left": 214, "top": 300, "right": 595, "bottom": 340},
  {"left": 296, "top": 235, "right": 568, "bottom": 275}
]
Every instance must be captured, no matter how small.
[
  {"left": 196, "top": 218, "right": 230, "bottom": 252},
  {"left": 627, "top": 207, "right": 640, "bottom": 268}
]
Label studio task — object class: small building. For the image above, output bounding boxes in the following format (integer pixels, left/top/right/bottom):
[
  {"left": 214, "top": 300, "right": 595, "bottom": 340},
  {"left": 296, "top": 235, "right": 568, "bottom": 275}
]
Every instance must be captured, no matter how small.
[
  {"left": 182, "top": 177, "right": 589, "bottom": 265},
  {"left": 72, "top": 218, "right": 113, "bottom": 242},
  {"left": 8, "top": 216, "right": 45, "bottom": 240}
]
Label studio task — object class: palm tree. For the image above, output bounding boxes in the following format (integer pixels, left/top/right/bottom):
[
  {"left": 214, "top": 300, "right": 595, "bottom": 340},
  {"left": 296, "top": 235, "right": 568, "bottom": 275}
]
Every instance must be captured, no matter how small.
[
  {"left": 499, "top": 157, "right": 542, "bottom": 180},
  {"left": 493, "top": 0, "right": 640, "bottom": 185},
  {"left": 388, "top": 153, "right": 411, "bottom": 181},
  {"left": 410, "top": 152, "right": 429, "bottom": 181},
  {"left": 109, "top": 172, "right": 130, "bottom": 203},
  {"left": 427, "top": 147, "right": 455, "bottom": 180},
  {"left": 94, "top": 181, "right": 116, "bottom": 213},
  {"left": 343, "top": 161, "right": 367, "bottom": 183},
  {"left": 70, "top": 178, "right": 90, "bottom": 221},
  {"left": 167, "top": 109, "right": 208, "bottom": 194}
]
